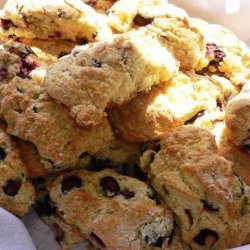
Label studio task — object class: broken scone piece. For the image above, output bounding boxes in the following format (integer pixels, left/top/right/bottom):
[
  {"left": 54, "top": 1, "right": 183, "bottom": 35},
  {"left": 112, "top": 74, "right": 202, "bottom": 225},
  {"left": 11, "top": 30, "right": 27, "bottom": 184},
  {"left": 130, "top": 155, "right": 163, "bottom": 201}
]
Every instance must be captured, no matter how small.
[
  {"left": 0, "top": 0, "right": 98, "bottom": 42},
  {"left": 45, "top": 29, "right": 178, "bottom": 128},
  {"left": 48, "top": 168, "right": 173, "bottom": 249},
  {"left": 140, "top": 126, "right": 250, "bottom": 249}
]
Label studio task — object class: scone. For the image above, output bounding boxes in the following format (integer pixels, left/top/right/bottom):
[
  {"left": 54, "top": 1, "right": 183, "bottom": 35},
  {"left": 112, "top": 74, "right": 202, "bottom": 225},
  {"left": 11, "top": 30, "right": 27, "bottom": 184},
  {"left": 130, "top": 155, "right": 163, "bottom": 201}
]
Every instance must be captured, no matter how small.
[
  {"left": 48, "top": 168, "right": 173, "bottom": 249},
  {"left": 0, "top": 0, "right": 98, "bottom": 42},
  {"left": 108, "top": 0, "right": 205, "bottom": 70},
  {"left": 34, "top": 177, "right": 87, "bottom": 250},
  {"left": 140, "top": 126, "right": 250, "bottom": 249},
  {"left": 108, "top": 72, "right": 235, "bottom": 143},
  {"left": 108, "top": 0, "right": 187, "bottom": 33},
  {"left": 217, "top": 124, "right": 250, "bottom": 186},
  {"left": 0, "top": 42, "right": 113, "bottom": 171},
  {"left": 225, "top": 81, "right": 250, "bottom": 148},
  {"left": 45, "top": 29, "right": 178, "bottom": 129},
  {"left": 0, "top": 123, "right": 35, "bottom": 217},
  {"left": 190, "top": 18, "right": 250, "bottom": 86}
]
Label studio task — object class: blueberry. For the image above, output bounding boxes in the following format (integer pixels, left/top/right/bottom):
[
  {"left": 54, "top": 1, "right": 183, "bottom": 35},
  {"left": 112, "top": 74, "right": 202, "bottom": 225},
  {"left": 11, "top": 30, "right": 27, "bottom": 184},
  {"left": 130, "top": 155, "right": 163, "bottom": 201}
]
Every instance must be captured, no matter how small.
[
  {"left": 3, "top": 179, "right": 22, "bottom": 196},
  {"left": 1, "top": 19, "right": 16, "bottom": 30},
  {"left": 0, "top": 147, "right": 6, "bottom": 160},
  {"left": 100, "top": 176, "right": 120, "bottom": 197},
  {"left": 61, "top": 175, "right": 82, "bottom": 193},
  {"left": 120, "top": 189, "right": 135, "bottom": 199}
]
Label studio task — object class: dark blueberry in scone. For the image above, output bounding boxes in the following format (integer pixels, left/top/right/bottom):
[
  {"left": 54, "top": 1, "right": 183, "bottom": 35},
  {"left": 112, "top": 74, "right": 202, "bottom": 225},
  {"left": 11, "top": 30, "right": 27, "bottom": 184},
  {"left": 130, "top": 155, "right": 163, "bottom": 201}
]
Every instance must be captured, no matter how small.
[
  {"left": 0, "top": 147, "right": 7, "bottom": 160},
  {"left": 3, "top": 179, "right": 22, "bottom": 196},
  {"left": 100, "top": 176, "right": 120, "bottom": 197},
  {"left": 48, "top": 169, "right": 173, "bottom": 249},
  {"left": 120, "top": 189, "right": 135, "bottom": 199},
  {"left": 133, "top": 14, "right": 152, "bottom": 27},
  {"left": 0, "top": 68, "right": 8, "bottom": 81},
  {"left": 61, "top": 175, "right": 82, "bottom": 193},
  {"left": 0, "top": 19, "right": 16, "bottom": 30}
]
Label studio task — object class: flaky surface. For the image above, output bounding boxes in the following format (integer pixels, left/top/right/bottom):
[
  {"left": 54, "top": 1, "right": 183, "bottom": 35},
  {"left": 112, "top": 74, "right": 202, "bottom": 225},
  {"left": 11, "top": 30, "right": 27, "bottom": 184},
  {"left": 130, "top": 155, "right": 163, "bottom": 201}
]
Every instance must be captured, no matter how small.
[
  {"left": 0, "top": 0, "right": 98, "bottom": 41},
  {"left": 108, "top": 0, "right": 205, "bottom": 70},
  {"left": 0, "top": 42, "right": 113, "bottom": 173},
  {"left": 48, "top": 168, "right": 173, "bottom": 249},
  {"left": 141, "top": 126, "right": 250, "bottom": 249},
  {"left": 191, "top": 18, "right": 250, "bottom": 86},
  {"left": 45, "top": 29, "right": 177, "bottom": 128},
  {"left": 0, "top": 124, "right": 34, "bottom": 216},
  {"left": 108, "top": 72, "right": 230, "bottom": 143}
]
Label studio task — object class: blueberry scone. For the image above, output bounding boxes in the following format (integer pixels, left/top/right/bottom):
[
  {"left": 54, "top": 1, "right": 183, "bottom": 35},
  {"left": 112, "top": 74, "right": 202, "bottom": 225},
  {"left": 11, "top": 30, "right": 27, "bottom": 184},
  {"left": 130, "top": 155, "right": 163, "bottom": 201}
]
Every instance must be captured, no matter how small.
[
  {"left": 34, "top": 178, "right": 87, "bottom": 250},
  {"left": 45, "top": 29, "right": 178, "bottom": 128},
  {"left": 0, "top": 0, "right": 98, "bottom": 42},
  {"left": 225, "top": 81, "right": 250, "bottom": 148},
  {"left": 108, "top": 72, "right": 233, "bottom": 143},
  {"left": 0, "top": 124, "right": 35, "bottom": 217},
  {"left": 0, "top": 42, "right": 113, "bottom": 172},
  {"left": 217, "top": 124, "right": 250, "bottom": 187},
  {"left": 48, "top": 168, "right": 173, "bottom": 249},
  {"left": 140, "top": 126, "right": 250, "bottom": 249},
  {"left": 108, "top": 0, "right": 205, "bottom": 70},
  {"left": 190, "top": 18, "right": 250, "bottom": 86}
]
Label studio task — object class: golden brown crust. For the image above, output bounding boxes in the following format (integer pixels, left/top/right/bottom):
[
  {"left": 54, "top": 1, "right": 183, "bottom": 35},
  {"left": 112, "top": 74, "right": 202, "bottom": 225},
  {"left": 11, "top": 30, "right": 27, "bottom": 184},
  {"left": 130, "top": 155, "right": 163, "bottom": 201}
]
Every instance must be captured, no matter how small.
[
  {"left": 45, "top": 29, "right": 178, "bottom": 128},
  {"left": 108, "top": 0, "right": 205, "bottom": 70},
  {"left": 142, "top": 126, "right": 250, "bottom": 249},
  {"left": 0, "top": 0, "right": 98, "bottom": 42},
  {"left": 108, "top": 72, "right": 227, "bottom": 143},
  {"left": 48, "top": 168, "right": 173, "bottom": 249},
  {"left": 0, "top": 42, "right": 113, "bottom": 173}
]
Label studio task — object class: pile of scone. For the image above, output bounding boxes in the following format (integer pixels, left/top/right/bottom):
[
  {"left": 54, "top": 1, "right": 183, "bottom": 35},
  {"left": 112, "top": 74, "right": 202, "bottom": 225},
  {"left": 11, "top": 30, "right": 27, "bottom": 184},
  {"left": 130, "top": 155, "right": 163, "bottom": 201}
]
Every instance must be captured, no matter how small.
[{"left": 1, "top": 0, "right": 250, "bottom": 249}]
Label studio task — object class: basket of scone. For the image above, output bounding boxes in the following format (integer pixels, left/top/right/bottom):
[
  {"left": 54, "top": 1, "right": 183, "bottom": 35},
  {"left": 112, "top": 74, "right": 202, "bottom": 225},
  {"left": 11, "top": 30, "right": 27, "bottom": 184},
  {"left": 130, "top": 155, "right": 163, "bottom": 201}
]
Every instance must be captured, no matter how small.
[{"left": 0, "top": 0, "right": 250, "bottom": 249}]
